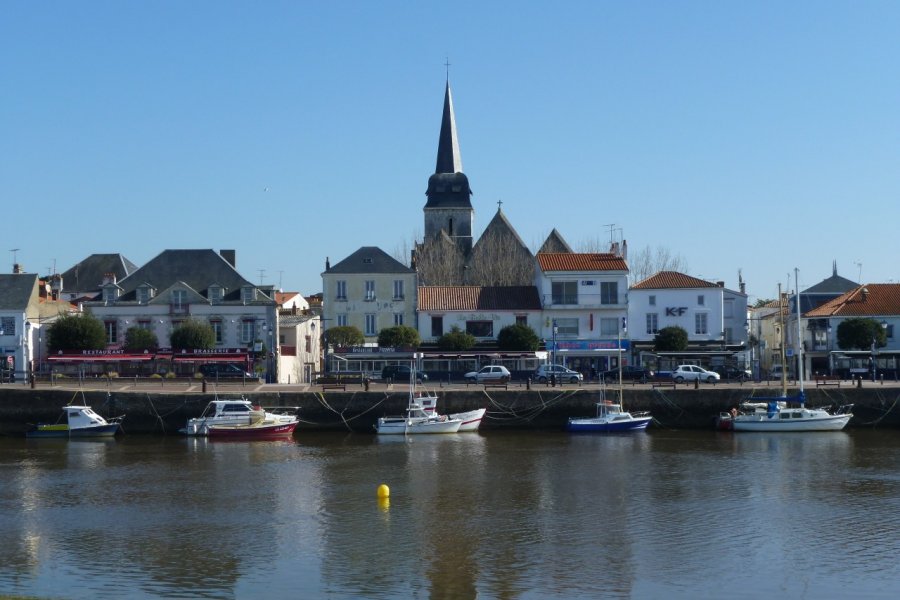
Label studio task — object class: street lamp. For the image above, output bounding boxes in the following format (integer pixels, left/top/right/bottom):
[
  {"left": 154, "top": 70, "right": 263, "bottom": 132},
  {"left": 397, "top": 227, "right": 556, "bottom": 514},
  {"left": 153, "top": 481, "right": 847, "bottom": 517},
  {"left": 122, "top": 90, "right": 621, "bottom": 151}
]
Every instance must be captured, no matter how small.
[
  {"left": 551, "top": 319, "right": 558, "bottom": 368},
  {"left": 873, "top": 320, "right": 888, "bottom": 382},
  {"left": 826, "top": 324, "right": 833, "bottom": 376}
]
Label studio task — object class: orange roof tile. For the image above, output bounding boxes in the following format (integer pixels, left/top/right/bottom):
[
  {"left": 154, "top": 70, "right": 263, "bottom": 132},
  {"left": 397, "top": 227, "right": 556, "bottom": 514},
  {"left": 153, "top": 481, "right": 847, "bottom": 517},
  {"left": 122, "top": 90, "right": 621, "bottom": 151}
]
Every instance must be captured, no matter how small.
[
  {"left": 417, "top": 286, "right": 542, "bottom": 311},
  {"left": 536, "top": 253, "right": 628, "bottom": 272},
  {"left": 631, "top": 271, "right": 719, "bottom": 290},
  {"left": 805, "top": 284, "right": 900, "bottom": 317}
]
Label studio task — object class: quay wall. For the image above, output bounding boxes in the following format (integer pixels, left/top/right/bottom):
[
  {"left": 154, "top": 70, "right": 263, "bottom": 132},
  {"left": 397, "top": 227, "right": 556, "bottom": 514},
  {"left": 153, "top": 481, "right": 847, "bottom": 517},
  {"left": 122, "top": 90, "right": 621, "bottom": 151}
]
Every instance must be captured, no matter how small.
[{"left": 1, "top": 385, "right": 898, "bottom": 435}]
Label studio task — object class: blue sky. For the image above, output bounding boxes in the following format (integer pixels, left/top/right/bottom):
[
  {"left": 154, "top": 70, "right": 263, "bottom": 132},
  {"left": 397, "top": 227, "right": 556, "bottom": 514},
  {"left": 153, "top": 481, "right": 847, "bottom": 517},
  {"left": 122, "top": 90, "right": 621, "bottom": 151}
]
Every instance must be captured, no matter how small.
[{"left": 4, "top": 1, "right": 899, "bottom": 302}]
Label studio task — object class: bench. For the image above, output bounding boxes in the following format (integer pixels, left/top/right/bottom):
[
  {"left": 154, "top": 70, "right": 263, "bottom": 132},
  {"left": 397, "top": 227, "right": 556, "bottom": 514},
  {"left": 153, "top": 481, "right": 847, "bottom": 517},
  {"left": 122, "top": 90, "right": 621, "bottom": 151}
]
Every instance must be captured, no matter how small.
[
  {"left": 321, "top": 383, "right": 346, "bottom": 391},
  {"left": 651, "top": 380, "right": 677, "bottom": 389},
  {"left": 815, "top": 376, "right": 841, "bottom": 388},
  {"left": 482, "top": 381, "right": 509, "bottom": 390}
]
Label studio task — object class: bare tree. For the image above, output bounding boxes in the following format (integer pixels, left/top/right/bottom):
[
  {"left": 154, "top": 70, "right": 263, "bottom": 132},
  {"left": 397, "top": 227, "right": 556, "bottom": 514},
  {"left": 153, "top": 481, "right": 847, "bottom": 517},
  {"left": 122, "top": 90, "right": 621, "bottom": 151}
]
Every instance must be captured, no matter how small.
[
  {"left": 628, "top": 245, "right": 689, "bottom": 283},
  {"left": 467, "top": 227, "right": 533, "bottom": 286},
  {"left": 414, "top": 234, "right": 466, "bottom": 286}
]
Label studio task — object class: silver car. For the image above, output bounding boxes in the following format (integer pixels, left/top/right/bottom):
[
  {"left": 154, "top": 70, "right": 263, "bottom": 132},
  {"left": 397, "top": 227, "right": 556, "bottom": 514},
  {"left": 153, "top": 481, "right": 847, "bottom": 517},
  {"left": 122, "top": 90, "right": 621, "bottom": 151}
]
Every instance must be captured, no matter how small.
[
  {"left": 464, "top": 365, "right": 511, "bottom": 383},
  {"left": 672, "top": 365, "right": 721, "bottom": 384},
  {"left": 534, "top": 364, "right": 583, "bottom": 384}
]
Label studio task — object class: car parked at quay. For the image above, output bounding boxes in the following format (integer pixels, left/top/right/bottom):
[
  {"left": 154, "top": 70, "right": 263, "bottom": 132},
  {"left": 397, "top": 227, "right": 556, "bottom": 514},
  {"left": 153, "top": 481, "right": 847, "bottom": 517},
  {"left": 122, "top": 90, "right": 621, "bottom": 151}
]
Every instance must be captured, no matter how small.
[
  {"left": 712, "top": 365, "right": 752, "bottom": 381},
  {"left": 198, "top": 363, "right": 254, "bottom": 379},
  {"left": 533, "top": 364, "right": 583, "bottom": 384},
  {"left": 599, "top": 366, "right": 654, "bottom": 383},
  {"left": 464, "top": 365, "right": 511, "bottom": 383},
  {"left": 380, "top": 364, "right": 428, "bottom": 383},
  {"left": 671, "top": 365, "right": 721, "bottom": 384}
]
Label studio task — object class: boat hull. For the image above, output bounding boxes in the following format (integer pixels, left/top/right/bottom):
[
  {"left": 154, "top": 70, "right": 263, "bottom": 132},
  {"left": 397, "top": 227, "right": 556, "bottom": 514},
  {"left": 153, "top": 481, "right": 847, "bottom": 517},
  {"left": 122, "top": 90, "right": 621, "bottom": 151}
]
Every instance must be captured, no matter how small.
[
  {"left": 26, "top": 422, "right": 121, "bottom": 438},
  {"left": 732, "top": 414, "right": 851, "bottom": 432},
  {"left": 376, "top": 418, "right": 462, "bottom": 435},
  {"left": 567, "top": 416, "right": 652, "bottom": 433},
  {"left": 207, "top": 421, "right": 298, "bottom": 439},
  {"left": 448, "top": 408, "right": 486, "bottom": 432}
]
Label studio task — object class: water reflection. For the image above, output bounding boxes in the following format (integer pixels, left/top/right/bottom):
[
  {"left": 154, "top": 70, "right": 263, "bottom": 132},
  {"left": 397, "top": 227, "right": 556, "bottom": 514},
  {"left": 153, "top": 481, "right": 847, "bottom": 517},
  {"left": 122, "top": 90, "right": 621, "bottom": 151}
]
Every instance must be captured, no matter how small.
[{"left": 1, "top": 430, "right": 899, "bottom": 599}]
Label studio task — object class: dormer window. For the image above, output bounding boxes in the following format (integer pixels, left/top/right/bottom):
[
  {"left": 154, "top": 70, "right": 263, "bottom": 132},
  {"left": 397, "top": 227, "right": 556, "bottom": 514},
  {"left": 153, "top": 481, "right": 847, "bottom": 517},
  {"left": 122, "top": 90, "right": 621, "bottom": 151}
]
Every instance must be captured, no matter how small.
[
  {"left": 102, "top": 286, "right": 119, "bottom": 304},
  {"left": 172, "top": 289, "right": 187, "bottom": 309},
  {"left": 242, "top": 286, "right": 256, "bottom": 304},
  {"left": 209, "top": 286, "right": 223, "bottom": 304},
  {"left": 137, "top": 286, "right": 152, "bottom": 305}
]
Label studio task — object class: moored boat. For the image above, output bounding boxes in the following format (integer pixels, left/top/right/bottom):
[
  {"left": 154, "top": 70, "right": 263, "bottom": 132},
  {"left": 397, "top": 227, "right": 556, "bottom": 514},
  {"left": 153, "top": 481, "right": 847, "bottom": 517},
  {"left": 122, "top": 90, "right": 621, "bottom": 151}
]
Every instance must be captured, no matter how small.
[
  {"left": 722, "top": 395, "right": 853, "bottom": 432},
  {"left": 26, "top": 405, "right": 124, "bottom": 438},
  {"left": 181, "top": 398, "right": 299, "bottom": 437},
  {"left": 375, "top": 357, "right": 463, "bottom": 435},
  {"left": 416, "top": 393, "right": 486, "bottom": 432},
  {"left": 567, "top": 401, "right": 652, "bottom": 433}
]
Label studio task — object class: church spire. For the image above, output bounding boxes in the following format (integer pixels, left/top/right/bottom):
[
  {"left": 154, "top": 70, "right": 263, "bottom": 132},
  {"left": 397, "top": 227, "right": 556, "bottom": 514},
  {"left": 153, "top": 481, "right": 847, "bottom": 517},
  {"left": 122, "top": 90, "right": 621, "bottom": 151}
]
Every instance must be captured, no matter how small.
[{"left": 435, "top": 80, "right": 463, "bottom": 174}]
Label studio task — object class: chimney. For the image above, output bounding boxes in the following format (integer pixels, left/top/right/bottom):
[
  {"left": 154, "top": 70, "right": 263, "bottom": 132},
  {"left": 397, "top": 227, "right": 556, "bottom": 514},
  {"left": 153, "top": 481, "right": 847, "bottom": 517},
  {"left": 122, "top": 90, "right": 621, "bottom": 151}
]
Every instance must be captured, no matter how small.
[
  {"left": 220, "top": 249, "right": 236, "bottom": 268},
  {"left": 325, "top": 256, "right": 331, "bottom": 271},
  {"left": 12, "top": 263, "right": 23, "bottom": 274},
  {"left": 621, "top": 239, "right": 627, "bottom": 261},
  {"left": 102, "top": 272, "right": 117, "bottom": 285},
  {"left": 717, "top": 281, "right": 725, "bottom": 288}
]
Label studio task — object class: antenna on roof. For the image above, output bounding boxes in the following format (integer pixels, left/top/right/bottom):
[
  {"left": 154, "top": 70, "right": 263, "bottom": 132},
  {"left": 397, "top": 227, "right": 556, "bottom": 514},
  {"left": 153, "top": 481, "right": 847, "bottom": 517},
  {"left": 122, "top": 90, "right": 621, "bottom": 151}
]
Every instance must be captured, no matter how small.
[
  {"left": 854, "top": 261, "right": 862, "bottom": 282},
  {"left": 257, "top": 269, "right": 266, "bottom": 285}
]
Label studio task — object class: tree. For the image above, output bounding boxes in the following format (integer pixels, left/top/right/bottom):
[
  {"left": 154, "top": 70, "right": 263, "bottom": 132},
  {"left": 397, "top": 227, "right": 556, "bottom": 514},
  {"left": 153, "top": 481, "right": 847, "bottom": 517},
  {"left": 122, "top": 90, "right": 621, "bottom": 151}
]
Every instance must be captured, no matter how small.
[
  {"left": 627, "top": 245, "right": 689, "bottom": 283},
  {"left": 654, "top": 326, "right": 689, "bottom": 352},
  {"left": 467, "top": 226, "right": 534, "bottom": 286},
  {"left": 170, "top": 320, "right": 215, "bottom": 350},
  {"left": 326, "top": 325, "right": 364, "bottom": 348},
  {"left": 377, "top": 325, "right": 420, "bottom": 349},
  {"left": 497, "top": 323, "right": 540, "bottom": 351},
  {"left": 414, "top": 234, "right": 466, "bottom": 286},
  {"left": 47, "top": 313, "right": 106, "bottom": 353},
  {"left": 837, "top": 318, "right": 887, "bottom": 351},
  {"left": 123, "top": 327, "right": 159, "bottom": 352},
  {"left": 437, "top": 326, "right": 476, "bottom": 351}
]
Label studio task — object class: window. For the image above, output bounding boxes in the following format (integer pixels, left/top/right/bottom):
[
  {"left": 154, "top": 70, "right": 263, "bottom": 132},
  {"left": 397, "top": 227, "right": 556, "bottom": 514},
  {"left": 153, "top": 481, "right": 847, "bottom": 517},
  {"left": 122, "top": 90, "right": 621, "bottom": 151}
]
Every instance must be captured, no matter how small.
[
  {"left": 138, "top": 320, "right": 152, "bottom": 331},
  {"left": 724, "top": 327, "right": 733, "bottom": 343},
  {"left": 552, "top": 281, "right": 578, "bottom": 304},
  {"left": 393, "top": 280, "right": 404, "bottom": 300},
  {"left": 698, "top": 295, "right": 705, "bottom": 306},
  {"left": 649, "top": 295, "right": 656, "bottom": 306},
  {"left": 172, "top": 289, "right": 187, "bottom": 309},
  {"left": 210, "top": 320, "right": 223, "bottom": 344},
  {"left": 555, "top": 318, "right": 579, "bottom": 336},
  {"left": 600, "top": 282, "right": 618, "bottom": 305},
  {"left": 241, "top": 320, "right": 255, "bottom": 344},
  {"left": 365, "top": 314, "right": 376, "bottom": 336},
  {"left": 208, "top": 286, "right": 223, "bottom": 304},
  {"left": 695, "top": 313, "right": 708, "bottom": 335},
  {"left": 516, "top": 315, "right": 527, "bottom": 327},
  {"left": 646, "top": 313, "right": 659, "bottom": 335},
  {"left": 241, "top": 287, "right": 255, "bottom": 304},
  {"left": 0, "top": 317, "right": 14, "bottom": 336},
  {"left": 393, "top": 313, "right": 404, "bottom": 326},
  {"left": 103, "top": 287, "right": 116, "bottom": 303},
  {"left": 336, "top": 280, "right": 347, "bottom": 301},
  {"left": 364, "top": 280, "right": 375, "bottom": 301},
  {"left": 466, "top": 321, "right": 493, "bottom": 337},
  {"left": 724, "top": 298, "right": 734, "bottom": 318},
  {"left": 104, "top": 320, "right": 117, "bottom": 345},
  {"left": 305, "top": 335, "right": 311, "bottom": 353},
  {"left": 337, "top": 314, "right": 347, "bottom": 327},
  {"left": 431, "top": 316, "right": 443, "bottom": 338},
  {"left": 600, "top": 318, "right": 618, "bottom": 336},
  {"left": 137, "top": 287, "right": 150, "bottom": 304}
]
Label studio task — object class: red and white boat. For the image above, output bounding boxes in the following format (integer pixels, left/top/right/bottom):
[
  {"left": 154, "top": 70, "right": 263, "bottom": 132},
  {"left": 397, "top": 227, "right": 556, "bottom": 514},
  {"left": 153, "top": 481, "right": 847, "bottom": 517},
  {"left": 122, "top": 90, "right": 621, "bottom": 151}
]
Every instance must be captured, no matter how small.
[
  {"left": 181, "top": 398, "right": 298, "bottom": 439},
  {"left": 416, "top": 393, "right": 485, "bottom": 432}
]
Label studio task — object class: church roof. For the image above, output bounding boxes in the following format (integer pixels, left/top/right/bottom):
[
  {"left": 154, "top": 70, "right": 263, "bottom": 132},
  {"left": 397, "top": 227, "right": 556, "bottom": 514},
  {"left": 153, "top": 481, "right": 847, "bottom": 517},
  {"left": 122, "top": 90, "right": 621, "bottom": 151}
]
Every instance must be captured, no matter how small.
[
  {"left": 425, "top": 81, "right": 472, "bottom": 209},
  {"left": 474, "top": 209, "right": 531, "bottom": 256},
  {"left": 538, "top": 229, "right": 573, "bottom": 253},
  {"left": 325, "top": 247, "right": 414, "bottom": 275},
  {"left": 418, "top": 285, "right": 541, "bottom": 311},
  {"left": 537, "top": 253, "right": 628, "bottom": 272},
  {"left": 805, "top": 284, "right": 900, "bottom": 317},
  {"left": 631, "top": 271, "right": 719, "bottom": 290},
  {"left": 802, "top": 262, "right": 858, "bottom": 294}
]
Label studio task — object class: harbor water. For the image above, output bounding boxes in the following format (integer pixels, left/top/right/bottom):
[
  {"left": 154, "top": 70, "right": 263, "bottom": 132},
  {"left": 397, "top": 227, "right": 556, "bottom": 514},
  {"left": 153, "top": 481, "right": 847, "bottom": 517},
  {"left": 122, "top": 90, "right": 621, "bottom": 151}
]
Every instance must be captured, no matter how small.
[{"left": 1, "top": 429, "right": 899, "bottom": 599}]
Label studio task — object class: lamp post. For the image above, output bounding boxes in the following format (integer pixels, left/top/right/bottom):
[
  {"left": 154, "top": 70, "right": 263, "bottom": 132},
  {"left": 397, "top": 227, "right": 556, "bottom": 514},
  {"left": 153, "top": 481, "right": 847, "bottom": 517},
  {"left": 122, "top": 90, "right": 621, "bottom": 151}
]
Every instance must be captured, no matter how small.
[
  {"left": 873, "top": 320, "right": 888, "bottom": 382},
  {"left": 551, "top": 319, "right": 558, "bottom": 368},
  {"left": 826, "top": 324, "right": 833, "bottom": 376}
]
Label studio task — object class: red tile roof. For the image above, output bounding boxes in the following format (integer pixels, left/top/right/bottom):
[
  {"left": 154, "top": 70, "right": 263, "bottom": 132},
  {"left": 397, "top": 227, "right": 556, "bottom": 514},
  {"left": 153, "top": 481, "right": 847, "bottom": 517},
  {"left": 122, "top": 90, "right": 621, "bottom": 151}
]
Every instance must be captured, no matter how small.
[
  {"left": 536, "top": 253, "right": 628, "bottom": 272},
  {"left": 631, "top": 271, "right": 719, "bottom": 290},
  {"left": 805, "top": 284, "right": 900, "bottom": 317},
  {"left": 417, "top": 286, "right": 542, "bottom": 311}
]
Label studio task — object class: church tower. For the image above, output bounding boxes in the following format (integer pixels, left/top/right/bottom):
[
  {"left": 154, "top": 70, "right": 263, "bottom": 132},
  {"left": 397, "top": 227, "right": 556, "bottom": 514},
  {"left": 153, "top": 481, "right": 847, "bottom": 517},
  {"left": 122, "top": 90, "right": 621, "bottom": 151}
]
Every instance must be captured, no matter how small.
[{"left": 424, "top": 80, "right": 474, "bottom": 255}]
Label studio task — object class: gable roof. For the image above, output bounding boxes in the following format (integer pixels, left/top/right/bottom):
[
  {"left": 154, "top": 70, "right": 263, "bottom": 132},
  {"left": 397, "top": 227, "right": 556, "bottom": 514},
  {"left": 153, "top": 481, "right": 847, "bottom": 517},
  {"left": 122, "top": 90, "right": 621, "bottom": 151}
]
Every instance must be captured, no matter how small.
[
  {"left": 116, "top": 249, "right": 260, "bottom": 302},
  {"left": 803, "top": 261, "right": 858, "bottom": 295},
  {"left": 418, "top": 286, "right": 541, "bottom": 311},
  {"left": 0, "top": 274, "right": 39, "bottom": 311},
  {"left": 325, "top": 247, "right": 414, "bottom": 275},
  {"left": 537, "top": 252, "right": 628, "bottom": 272},
  {"left": 805, "top": 284, "right": 900, "bottom": 317},
  {"left": 538, "top": 229, "right": 574, "bottom": 254},
  {"left": 631, "top": 271, "right": 719, "bottom": 290},
  {"left": 59, "top": 253, "right": 137, "bottom": 293},
  {"left": 474, "top": 209, "right": 531, "bottom": 256}
]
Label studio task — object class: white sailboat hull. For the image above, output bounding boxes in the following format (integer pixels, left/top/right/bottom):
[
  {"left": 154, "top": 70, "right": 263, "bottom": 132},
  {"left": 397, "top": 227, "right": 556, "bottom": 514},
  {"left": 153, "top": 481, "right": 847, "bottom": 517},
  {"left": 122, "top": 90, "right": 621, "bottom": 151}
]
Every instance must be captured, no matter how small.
[{"left": 732, "top": 413, "right": 851, "bottom": 432}]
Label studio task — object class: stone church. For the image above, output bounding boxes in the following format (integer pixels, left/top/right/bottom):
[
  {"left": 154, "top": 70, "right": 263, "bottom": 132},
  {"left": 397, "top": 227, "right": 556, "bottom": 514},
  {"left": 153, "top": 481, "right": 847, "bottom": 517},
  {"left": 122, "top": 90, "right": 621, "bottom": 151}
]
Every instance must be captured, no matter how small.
[{"left": 413, "top": 80, "right": 572, "bottom": 287}]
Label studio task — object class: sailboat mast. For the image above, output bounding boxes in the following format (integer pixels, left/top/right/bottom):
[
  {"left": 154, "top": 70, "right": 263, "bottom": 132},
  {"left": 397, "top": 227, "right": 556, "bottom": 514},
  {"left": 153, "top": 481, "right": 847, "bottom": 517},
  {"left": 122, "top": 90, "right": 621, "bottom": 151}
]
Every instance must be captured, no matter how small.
[
  {"left": 795, "top": 267, "right": 805, "bottom": 394},
  {"left": 778, "top": 283, "right": 787, "bottom": 397}
]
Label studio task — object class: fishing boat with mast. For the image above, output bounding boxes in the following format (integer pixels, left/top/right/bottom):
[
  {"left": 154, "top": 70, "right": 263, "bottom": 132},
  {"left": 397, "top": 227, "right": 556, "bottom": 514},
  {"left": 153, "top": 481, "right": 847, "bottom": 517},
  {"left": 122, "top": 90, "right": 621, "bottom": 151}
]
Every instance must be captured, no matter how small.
[
  {"left": 719, "top": 271, "right": 853, "bottom": 432},
  {"left": 375, "top": 356, "right": 463, "bottom": 435}
]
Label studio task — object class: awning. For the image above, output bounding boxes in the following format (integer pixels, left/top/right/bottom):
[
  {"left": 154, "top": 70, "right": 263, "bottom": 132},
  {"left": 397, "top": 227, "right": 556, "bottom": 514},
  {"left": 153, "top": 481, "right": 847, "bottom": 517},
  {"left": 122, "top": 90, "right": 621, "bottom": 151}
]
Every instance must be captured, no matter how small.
[
  {"left": 47, "top": 353, "right": 155, "bottom": 362},
  {"left": 172, "top": 355, "right": 248, "bottom": 362}
]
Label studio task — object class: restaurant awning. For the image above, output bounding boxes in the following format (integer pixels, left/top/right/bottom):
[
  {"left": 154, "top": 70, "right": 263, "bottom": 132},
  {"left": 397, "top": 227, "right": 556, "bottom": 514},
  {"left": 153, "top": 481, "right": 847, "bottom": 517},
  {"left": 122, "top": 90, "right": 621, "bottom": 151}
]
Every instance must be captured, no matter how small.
[{"left": 47, "top": 353, "right": 155, "bottom": 362}]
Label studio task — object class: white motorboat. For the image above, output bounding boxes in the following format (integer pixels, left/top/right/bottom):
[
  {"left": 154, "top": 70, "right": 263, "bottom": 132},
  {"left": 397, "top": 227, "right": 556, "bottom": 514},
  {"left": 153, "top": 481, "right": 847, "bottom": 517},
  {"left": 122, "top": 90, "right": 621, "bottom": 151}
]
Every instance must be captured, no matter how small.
[
  {"left": 375, "top": 357, "right": 463, "bottom": 435},
  {"left": 415, "top": 393, "right": 486, "bottom": 432},
  {"left": 26, "top": 405, "right": 124, "bottom": 438},
  {"left": 181, "top": 398, "right": 299, "bottom": 436}
]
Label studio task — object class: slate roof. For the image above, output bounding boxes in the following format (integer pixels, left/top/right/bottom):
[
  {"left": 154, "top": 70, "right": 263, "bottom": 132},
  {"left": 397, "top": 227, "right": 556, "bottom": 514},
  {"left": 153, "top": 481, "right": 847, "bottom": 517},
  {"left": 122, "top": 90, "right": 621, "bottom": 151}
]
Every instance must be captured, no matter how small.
[
  {"left": 0, "top": 274, "right": 38, "bottom": 310},
  {"left": 802, "top": 262, "right": 858, "bottom": 295},
  {"left": 59, "top": 254, "right": 137, "bottom": 293},
  {"left": 325, "top": 247, "right": 414, "bottom": 275},
  {"left": 631, "top": 271, "right": 719, "bottom": 290},
  {"left": 418, "top": 286, "right": 542, "bottom": 311},
  {"left": 425, "top": 81, "right": 472, "bottom": 209},
  {"left": 537, "top": 253, "right": 628, "bottom": 272},
  {"left": 474, "top": 209, "right": 531, "bottom": 256},
  {"left": 805, "top": 284, "right": 900, "bottom": 317},
  {"left": 115, "top": 249, "right": 261, "bottom": 302}
]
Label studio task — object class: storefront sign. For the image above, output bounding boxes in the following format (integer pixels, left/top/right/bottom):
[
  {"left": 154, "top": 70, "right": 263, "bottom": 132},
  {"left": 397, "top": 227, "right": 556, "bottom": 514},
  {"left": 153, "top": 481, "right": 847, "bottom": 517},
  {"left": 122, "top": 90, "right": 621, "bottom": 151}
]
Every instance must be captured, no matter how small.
[{"left": 666, "top": 307, "right": 688, "bottom": 316}]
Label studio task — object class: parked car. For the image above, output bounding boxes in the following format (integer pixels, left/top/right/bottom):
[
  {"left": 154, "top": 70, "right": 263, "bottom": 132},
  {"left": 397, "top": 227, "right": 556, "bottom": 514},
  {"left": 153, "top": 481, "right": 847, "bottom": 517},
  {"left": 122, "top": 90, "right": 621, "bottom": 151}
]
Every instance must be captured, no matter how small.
[
  {"left": 599, "top": 366, "right": 654, "bottom": 383},
  {"left": 768, "top": 364, "right": 792, "bottom": 380},
  {"left": 198, "top": 363, "right": 254, "bottom": 379},
  {"left": 712, "top": 366, "right": 752, "bottom": 381},
  {"left": 464, "top": 365, "right": 511, "bottom": 383},
  {"left": 672, "top": 365, "right": 721, "bottom": 383},
  {"left": 380, "top": 364, "right": 428, "bottom": 383},
  {"left": 534, "top": 364, "right": 583, "bottom": 384}
]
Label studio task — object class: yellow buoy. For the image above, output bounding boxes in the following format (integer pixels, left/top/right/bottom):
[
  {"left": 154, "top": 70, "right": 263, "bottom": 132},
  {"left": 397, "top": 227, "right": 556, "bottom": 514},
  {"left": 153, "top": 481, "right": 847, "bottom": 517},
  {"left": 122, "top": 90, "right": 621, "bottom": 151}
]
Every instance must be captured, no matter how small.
[{"left": 377, "top": 484, "right": 390, "bottom": 498}]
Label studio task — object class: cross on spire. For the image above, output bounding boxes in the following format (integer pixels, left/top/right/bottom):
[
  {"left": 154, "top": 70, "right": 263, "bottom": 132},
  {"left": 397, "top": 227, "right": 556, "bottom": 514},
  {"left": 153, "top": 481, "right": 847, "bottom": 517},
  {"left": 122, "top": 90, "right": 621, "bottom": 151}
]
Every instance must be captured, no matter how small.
[
  {"left": 444, "top": 57, "right": 451, "bottom": 80},
  {"left": 497, "top": 199, "right": 503, "bottom": 210}
]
